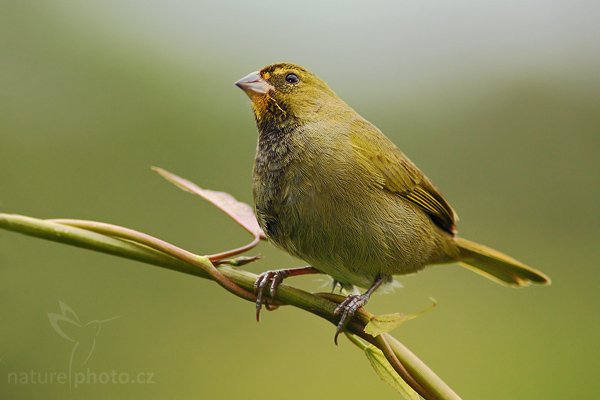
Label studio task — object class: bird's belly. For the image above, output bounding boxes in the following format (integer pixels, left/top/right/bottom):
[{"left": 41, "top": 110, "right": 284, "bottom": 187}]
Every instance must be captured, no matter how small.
[{"left": 263, "top": 185, "right": 443, "bottom": 288}]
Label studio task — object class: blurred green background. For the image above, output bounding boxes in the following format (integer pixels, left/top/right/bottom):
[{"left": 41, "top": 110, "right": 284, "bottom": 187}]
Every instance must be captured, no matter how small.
[{"left": 1, "top": 1, "right": 599, "bottom": 399}]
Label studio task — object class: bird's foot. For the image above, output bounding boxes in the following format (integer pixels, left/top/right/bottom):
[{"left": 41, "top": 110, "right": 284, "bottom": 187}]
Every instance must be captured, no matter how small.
[
  {"left": 254, "top": 269, "right": 290, "bottom": 321},
  {"left": 253, "top": 266, "right": 320, "bottom": 322},
  {"left": 333, "top": 293, "right": 370, "bottom": 344}
]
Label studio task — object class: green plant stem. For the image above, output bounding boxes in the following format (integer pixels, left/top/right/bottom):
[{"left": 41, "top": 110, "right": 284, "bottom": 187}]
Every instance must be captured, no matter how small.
[
  {"left": 1, "top": 214, "right": 200, "bottom": 275},
  {"left": 47, "top": 218, "right": 256, "bottom": 302},
  {"left": 383, "top": 334, "right": 461, "bottom": 400},
  {"left": 206, "top": 235, "right": 261, "bottom": 262},
  {"left": 0, "top": 213, "right": 462, "bottom": 400},
  {"left": 374, "top": 334, "right": 431, "bottom": 398}
]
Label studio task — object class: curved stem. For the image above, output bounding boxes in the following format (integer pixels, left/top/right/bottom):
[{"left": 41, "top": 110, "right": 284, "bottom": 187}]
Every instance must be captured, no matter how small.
[
  {"left": 48, "top": 218, "right": 256, "bottom": 302},
  {"left": 374, "top": 334, "right": 432, "bottom": 399},
  {"left": 207, "top": 235, "right": 261, "bottom": 262},
  {"left": 383, "top": 333, "right": 462, "bottom": 400},
  {"left": 0, "top": 213, "right": 462, "bottom": 400}
]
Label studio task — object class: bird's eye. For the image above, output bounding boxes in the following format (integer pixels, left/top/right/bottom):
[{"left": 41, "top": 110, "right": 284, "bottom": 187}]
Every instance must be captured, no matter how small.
[{"left": 285, "top": 73, "right": 299, "bottom": 84}]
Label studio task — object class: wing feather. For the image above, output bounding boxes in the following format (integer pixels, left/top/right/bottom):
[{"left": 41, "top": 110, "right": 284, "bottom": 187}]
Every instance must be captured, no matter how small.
[{"left": 350, "top": 120, "right": 458, "bottom": 234}]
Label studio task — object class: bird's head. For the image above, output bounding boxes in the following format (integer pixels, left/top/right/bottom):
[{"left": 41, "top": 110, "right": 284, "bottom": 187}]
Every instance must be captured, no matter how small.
[{"left": 235, "top": 63, "right": 340, "bottom": 127}]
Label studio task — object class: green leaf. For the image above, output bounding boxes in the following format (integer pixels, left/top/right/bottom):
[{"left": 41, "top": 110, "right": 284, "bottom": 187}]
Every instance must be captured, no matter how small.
[
  {"left": 365, "top": 313, "right": 412, "bottom": 336},
  {"left": 364, "top": 299, "right": 437, "bottom": 336},
  {"left": 364, "top": 343, "right": 421, "bottom": 399}
]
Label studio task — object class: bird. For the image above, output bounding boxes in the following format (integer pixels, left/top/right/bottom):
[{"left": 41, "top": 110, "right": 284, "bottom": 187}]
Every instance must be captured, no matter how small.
[{"left": 234, "top": 62, "right": 550, "bottom": 335}]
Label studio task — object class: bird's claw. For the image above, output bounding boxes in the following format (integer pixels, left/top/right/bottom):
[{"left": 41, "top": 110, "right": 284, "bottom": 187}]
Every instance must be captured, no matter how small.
[
  {"left": 333, "top": 294, "right": 369, "bottom": 344},
  {"left": 254, "top": 269, "right": 290, "bottom": 322}
]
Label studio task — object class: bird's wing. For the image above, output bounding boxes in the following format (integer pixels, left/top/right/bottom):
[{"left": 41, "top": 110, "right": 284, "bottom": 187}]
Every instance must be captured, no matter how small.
[{"left": 350, "top": 119, "right": 458, "bottom": 234}]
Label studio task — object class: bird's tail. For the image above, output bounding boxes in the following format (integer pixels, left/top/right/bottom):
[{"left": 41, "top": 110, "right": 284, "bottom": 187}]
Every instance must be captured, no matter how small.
[{"left": 455, "top": 237, "right": 550, "bottom": 287}]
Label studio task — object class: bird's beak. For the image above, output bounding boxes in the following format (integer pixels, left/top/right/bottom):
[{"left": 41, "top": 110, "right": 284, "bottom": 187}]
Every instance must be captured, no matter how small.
[{"left": 235, "top": 71, "right": 273, "bottom": 96}]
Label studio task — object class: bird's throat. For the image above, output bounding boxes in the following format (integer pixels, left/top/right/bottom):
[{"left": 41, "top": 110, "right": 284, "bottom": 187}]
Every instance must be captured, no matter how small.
[{"left": 252, "top": 94, "right": 295, "bottom": 130}]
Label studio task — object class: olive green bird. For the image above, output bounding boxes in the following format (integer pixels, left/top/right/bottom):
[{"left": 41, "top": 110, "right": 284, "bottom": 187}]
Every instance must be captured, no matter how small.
[{"left": 235, "top": 63, "right": 550, "bottom": 335}]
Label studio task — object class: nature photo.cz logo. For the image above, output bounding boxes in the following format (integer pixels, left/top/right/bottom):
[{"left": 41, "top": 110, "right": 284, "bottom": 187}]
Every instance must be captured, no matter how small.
[{"left": 7, "top": 301, "right": 155, "bottom": 388}]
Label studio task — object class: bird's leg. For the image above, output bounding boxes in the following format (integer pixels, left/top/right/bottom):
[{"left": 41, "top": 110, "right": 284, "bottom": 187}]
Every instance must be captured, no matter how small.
[
  {"left": 331, "top": 279, "right": 343, "bottom": 293},
  {"left": 333, "top": 275, "right": 386, "bottom": 342},
  {"left": 254, "top": 266, "right": 320, "bottom": 321}
]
